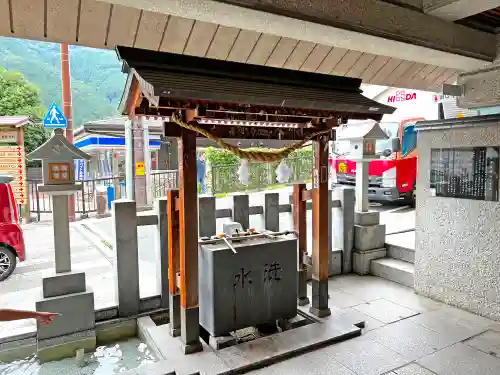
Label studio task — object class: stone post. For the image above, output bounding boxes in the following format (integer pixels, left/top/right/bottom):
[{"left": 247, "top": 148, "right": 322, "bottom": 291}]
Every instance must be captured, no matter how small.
[
  {"left": 52, "top": 195, "right": 71, "bottom": 273},
  {"left": 199, "top": 195, "right": 216, "bottom": 238},
  {"left": 112, "top": 199, "right": 140, "bottom": 317},
  {"left": 264, "top": 192, "right": 279, "bottom": 232},
  {"left": 332, "top": 186, "right": 355, "bottom": 273},
  {"left": 233, "top": 194, "right": 250, "bottom": 230},
  {"left": 155, "top": 197, "right": 169, "bottom": 309},
  {"left": 352, "top": 163, "right": 386, "bottom": 275},
  {"left": 355, "top": 162, "right": 369, "bottom": 213}
]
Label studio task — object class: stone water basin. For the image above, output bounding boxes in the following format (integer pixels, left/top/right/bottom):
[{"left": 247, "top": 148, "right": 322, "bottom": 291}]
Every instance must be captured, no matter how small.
[{"left": 0, "top": 338, "right": 156, "bottom": 375}]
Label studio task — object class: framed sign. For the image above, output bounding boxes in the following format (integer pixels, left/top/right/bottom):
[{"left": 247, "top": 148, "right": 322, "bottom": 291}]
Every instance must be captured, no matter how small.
[
  {"left": 0, "top": 129, "right": 17, "bottom": 143},
  {"left": 48, "top": 163, "right": 71, "bottom": 182},
  {"left": 430, "top": 147, "right": 499, "bottom": 201}
]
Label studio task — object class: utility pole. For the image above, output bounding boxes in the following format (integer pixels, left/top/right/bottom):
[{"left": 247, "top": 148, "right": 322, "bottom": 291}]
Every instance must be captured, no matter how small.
[{"left": 60, "top": 43, "right": 76, "bottom": 222}]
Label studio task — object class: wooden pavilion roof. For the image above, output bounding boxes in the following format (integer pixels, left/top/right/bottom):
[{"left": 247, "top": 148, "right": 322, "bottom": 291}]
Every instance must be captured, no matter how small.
[{"left": 117, "top": 47, "right": 394, "bottom": 120}]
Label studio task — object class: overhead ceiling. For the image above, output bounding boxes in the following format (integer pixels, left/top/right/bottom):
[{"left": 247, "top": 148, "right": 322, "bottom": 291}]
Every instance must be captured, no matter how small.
[
  {"left": 456, "top": 6, "right": 500, "bottom": 33},
  {"left": 0, "top": 0, "right": 460, "bottom": 92}
]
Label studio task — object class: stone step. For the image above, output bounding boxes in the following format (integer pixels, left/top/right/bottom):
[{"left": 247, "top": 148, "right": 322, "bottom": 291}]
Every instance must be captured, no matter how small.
[
  {"left": 386, "top": 242, "right": 415, "bottom": 264},
  {"left": 370, "top": 258, "right": 414, "bottom": 288}
]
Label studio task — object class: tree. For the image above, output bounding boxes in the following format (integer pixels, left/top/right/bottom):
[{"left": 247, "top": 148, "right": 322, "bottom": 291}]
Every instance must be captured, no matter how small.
[{"left": 0, "top": 68, "right": 48, "bottom": 160}]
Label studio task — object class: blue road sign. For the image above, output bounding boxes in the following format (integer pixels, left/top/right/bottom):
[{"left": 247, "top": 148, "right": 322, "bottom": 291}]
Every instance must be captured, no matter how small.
[
  {"left": 43, "top": 103, "right": 67, "bottom": 129},
  {"left": 74, "top": 159, "right": 86, "bottom": 181}
]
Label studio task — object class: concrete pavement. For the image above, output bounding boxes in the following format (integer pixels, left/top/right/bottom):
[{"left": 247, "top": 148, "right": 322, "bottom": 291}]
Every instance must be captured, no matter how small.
[
  {"left": 247, "top": 274, "right": 500, "bottom": 375},
  {"left": 124, "top": 273, "right": 500, "bottom": 375}
]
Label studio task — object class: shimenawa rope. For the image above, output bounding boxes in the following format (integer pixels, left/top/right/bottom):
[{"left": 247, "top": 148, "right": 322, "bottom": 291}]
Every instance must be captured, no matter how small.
[{"left": 171, "top": 113, "right": 331, "bottom": 163}]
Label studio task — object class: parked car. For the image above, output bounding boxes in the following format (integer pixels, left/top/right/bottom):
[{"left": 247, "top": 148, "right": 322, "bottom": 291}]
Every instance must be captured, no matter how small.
[{"left": 0, "top": 175, "right": 25, "bottom": 281}]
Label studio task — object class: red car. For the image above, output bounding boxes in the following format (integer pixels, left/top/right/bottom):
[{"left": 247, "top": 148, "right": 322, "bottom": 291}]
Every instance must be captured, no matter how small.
[{"left": 0, "top": 175, "right": 25, "bottom": 281}]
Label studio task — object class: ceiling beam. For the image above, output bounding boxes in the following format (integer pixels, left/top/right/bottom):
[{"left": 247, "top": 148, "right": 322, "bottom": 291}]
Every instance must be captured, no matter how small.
[
  {"left": 423, "top": 0, "right": 500, "bottom": 21},
  {"left": 102, "top": 0, "right": 495, "bottom": 71}
]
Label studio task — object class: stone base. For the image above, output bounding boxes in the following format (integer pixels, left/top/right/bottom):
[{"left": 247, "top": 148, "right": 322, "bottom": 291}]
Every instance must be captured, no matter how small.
[
  {"left": 182, "top": 340, "right": 203, "bottom": 355},
  {"left": 136, "top": 314, "right": 361, "bottom": 375},
  {"left": 354, "top": 224, "right": 386, "bottom": 251},
  {"left": 329, "top": 249, "right": 343, "bottom": 277},
  {"left": 297, "top": 297, "right": 310, "bottom": 306},
  {"left": 120, "top": 361, "right": 179, "bottom": 375},
  {"left": 95, "top": 318, "right": 137, "bottom": 345},
  {"left": 208, "top": 334, "right": 238, "bottom": 350},
  {"left": 310, "top": 279, "right": 331, "bottom": 318},
  {"left": 277, "top": 314, "right": 310, "bottom": 331},
  {"left": 305, "top": 251, "right": 342, "bottom": 280},
  {"left": 37, "top": 330, "right": 96, "bottom": 363},
  {"left": 42, "top": 272, "right": 86, "bottom": 298},
  {"left": 297, "top": 268, "right": 309, "bottom": 306},
  {"left": 353, "top": 247, "right": 387, "bottom": 275},
  {"left": 354, "top": 211, "right": 380, "bottom": 226},
  {"left": 36, "top": 291, "right": 95, "bottom": 341},
  {"left": 309, "top": 306, "right": 332, "bottom": 318},
  {"left": 0, "top": 337, "right": 36, "bottom": 363},
  {"left": 169, "top": 294, "right": 181, "bottom": 337},
  {"left": 288, "top": 314, "right": 308, "bottom": 329}
]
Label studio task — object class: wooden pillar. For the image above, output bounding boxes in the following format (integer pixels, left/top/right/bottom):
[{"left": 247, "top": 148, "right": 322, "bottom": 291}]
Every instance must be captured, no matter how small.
[
  {"left": 167, "top": 190, "right": 181, "bottom": 337},
  {"left": 310, "top": 135, "right": 331, "bottom": 317},
  {"left": 293, "top": 184, "right": 309, "bottom": 306},
  {"left": 178, "top": 109, "right": 202, "bottom": 354}
]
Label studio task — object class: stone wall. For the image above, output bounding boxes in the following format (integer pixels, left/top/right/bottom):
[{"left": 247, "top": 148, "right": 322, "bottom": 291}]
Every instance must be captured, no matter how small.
[{"left": 415, "top": 121, "right": 500, "bottom": 321}]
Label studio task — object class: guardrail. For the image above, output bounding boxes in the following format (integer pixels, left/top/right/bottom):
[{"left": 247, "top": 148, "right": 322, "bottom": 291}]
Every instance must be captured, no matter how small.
[{"left": 28, "top": 177, "right": 125, "bottom": 221}]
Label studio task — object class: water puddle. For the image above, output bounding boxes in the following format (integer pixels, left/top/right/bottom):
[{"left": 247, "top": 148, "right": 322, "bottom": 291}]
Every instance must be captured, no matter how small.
[{"left": 0, "top": 338, "right": 156, "bottom": 375}]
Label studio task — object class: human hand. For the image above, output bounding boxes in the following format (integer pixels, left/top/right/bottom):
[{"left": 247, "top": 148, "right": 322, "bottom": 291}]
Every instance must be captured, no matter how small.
[{"left": 35, "top": 312, "right": 60, "bottom": 325}]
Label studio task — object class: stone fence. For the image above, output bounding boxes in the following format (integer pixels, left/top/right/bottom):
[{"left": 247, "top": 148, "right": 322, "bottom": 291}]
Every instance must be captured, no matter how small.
[{"left": 111, "top": 187, "right": 355, "bottom": 319}]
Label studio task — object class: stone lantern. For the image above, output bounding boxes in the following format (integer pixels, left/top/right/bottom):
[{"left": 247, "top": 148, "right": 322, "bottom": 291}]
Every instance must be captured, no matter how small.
[
  {"left": 336, "top": 120, "right": 389, "bottom": 275},
  {"left": 336, "top": 120, "right": 388, "bottom": 213},
  {"left": 27, "top": 129, "right": 95, "bottom": 362}
]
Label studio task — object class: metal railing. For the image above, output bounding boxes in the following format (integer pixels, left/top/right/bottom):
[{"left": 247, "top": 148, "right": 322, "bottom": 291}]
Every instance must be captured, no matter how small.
[
  {"left": 151, "top": 170, "right": 178, "bottom": 198},
  {"left": 28, "top": 177, "right": 126, "bottom": 221}
]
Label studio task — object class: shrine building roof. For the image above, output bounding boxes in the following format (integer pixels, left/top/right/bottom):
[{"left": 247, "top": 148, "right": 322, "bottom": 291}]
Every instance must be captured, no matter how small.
[{"left": 116, "top": 46, "right": 395, "bottom": 122}]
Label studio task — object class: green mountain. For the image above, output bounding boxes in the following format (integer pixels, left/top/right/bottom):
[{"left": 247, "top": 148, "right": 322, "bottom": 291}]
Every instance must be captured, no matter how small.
[{"left": 0, "top": 37, "right": 126, "bottom": 127}]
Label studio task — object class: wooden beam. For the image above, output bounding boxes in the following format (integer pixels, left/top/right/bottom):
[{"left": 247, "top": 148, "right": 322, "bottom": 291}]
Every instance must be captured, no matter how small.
[
  {"left": 164, "top": 122, "right": 335, "bottom": 141},
  {"left": 178, "top": 109, "right": 203, "bottom": 353},
  {"left": 310, "top": 134, "right": 331, "bottom": 317},
  {"left": 135, "top": 97, "right": 382, "bottom": 122},
  {"left": 293, "top": 183, "right": 309, "bottom": 306},
  {"left": 167, "top": 189, "right": 181, "bottom": 337}
]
